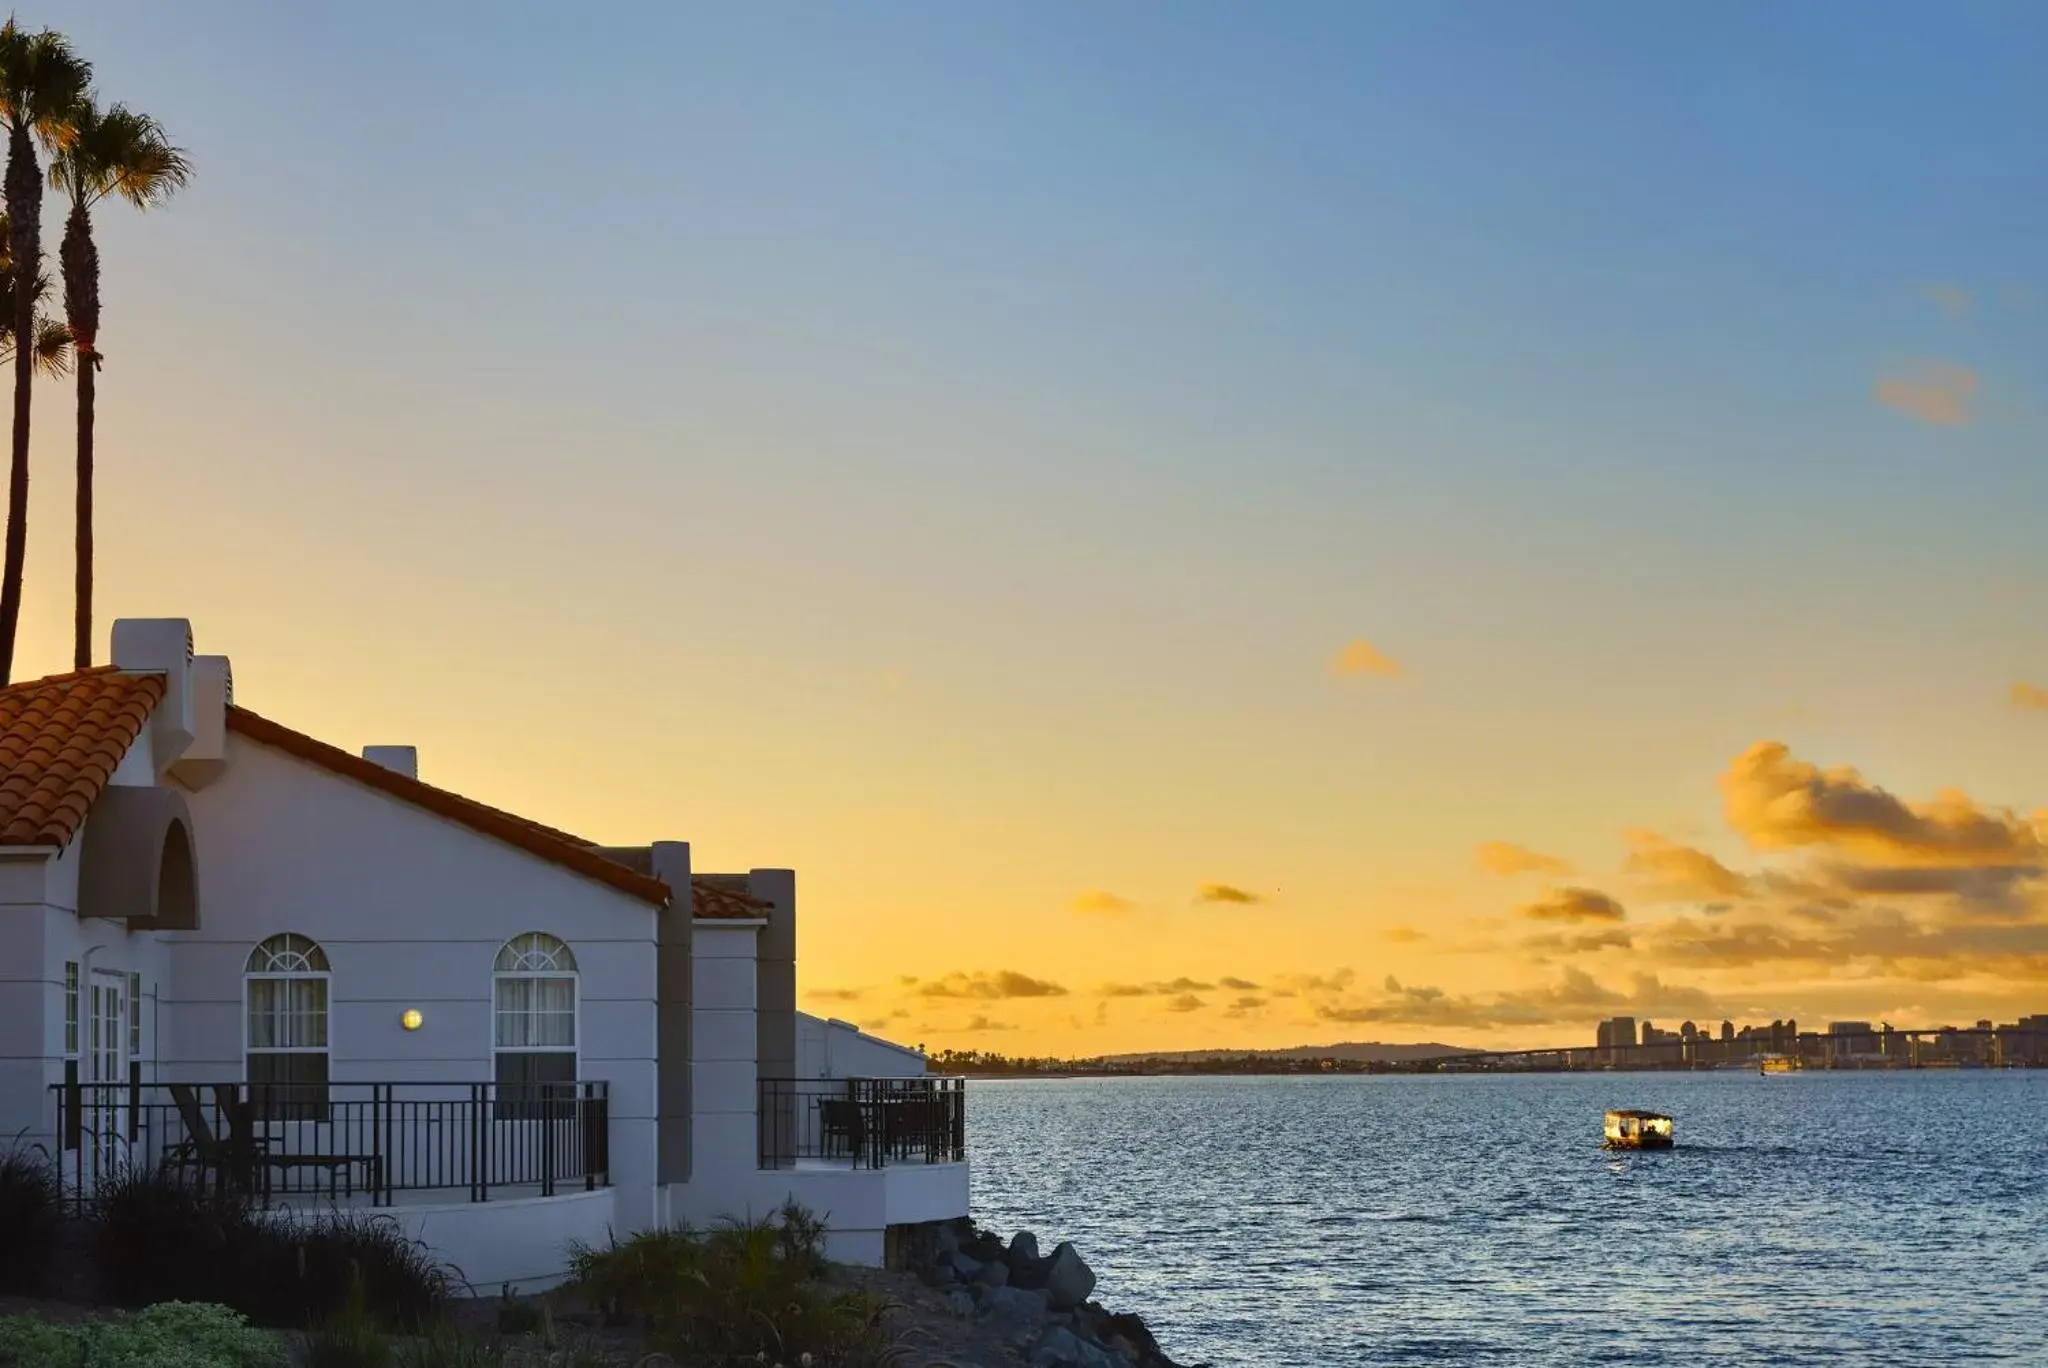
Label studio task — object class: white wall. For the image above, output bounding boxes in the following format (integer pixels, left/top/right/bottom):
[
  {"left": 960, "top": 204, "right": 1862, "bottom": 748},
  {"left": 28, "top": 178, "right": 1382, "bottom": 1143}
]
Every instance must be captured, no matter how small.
[
  {"left": 796, "top": 1012, "right": 928, "bottom": 1079},
  {"left": 0, "top": 728, "right": 170, "bottom": 1151},
  {"left": 665, "top": 1163, "right": 969, "bottom": 1266},
  {"left": 266, "top": 1190, "right": 620, "bottom": 1296},
  {"left": 164, "top": 733, "right": 662, "bottom": 1229}
]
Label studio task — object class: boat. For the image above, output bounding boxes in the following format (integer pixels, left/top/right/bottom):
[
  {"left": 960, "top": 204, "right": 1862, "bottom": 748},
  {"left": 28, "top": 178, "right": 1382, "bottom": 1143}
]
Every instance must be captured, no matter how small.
[
  {"left": 1760, "top": 1054, "right": 1802, "bottom": 1075},
  {"left": 1603, "top": 1109, "right": 1674, "bottom": 1150}
]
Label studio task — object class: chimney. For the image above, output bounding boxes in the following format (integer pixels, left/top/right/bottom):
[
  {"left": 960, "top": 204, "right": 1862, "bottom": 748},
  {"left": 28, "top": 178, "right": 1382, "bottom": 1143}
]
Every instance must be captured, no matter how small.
[
  {"left": 168, "top": 656, "right": 233, "bottom": 789},
  {"left": 112, "top": 619, "right": 195, "bottom": 773},
  {"left": 361, "top": 746, "right": 418, "bottom": 780}
]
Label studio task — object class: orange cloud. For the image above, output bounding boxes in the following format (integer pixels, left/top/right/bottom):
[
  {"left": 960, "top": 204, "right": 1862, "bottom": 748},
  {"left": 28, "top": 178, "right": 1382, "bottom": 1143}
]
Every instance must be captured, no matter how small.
[
  {"left": 1518, "top": 887, "right": 1627, "bottom": 923},
  {"left": 1383, "top": 925, "right": 1429, "bottom": 943},
  {"left": 1164, "top": 993, "right": 1205, "bottom": 1013},
  {"left": 2011, "top": 683, "right": 2048, "bottom": 712},
  {"left": 1219, "top": 976, "right": 1261, "bottom": 990},
  {"left": 1072, "top": 890, "right": 1136, "bottom": 915},
  {"left": 1329, "top": 639, "right": 1403, "bottom": 679},
  {"left": 1475, "top": 841, "right": 1574, "bottom": 877},
  {"left": 1720, "top": 741, "right": 2044, "bottom": 867},
  {"left": 1522, "top": 927, "right": 1634, "bottom": 954},
  {"left": 1196, "top": 882, "right": 1263, "bottom": 905},
  {"left": 806, "top": 986, "right": 865, "bottom": 1003},
  {"left": 1874, "top": 360, "right": 1978, "bottom": 426},
  {"left": 916, "top": 970, "right": 1070, "bottom": 1000},
  {"left": 1097, "top": 977, "right": 1217, "bottom": 998},
  {"left": 1314, "top": 967, "right": 1716, "bottom": 1029},
  {"left": 1623, "top": 829, "right": 1751, "bottom": 900}
]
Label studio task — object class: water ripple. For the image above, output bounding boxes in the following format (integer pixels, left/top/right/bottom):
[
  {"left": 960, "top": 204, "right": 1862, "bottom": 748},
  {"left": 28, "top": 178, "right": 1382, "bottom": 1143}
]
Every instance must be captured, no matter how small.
[{"left": 966, "top": 1072, "right": 2048, "bottom": 1366}]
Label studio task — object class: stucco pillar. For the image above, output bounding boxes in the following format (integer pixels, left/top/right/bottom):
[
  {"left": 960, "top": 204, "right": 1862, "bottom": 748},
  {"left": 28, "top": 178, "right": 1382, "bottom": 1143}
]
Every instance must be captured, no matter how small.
[
  {"left": 650, "top": 842, "right": 692, "bottom": 1186},
  {"left": 750, "top": 869, "right": 796, "bottom": 1164},
  {"left": 689, "top": 921, "right": 760, "bottom": 1182}
]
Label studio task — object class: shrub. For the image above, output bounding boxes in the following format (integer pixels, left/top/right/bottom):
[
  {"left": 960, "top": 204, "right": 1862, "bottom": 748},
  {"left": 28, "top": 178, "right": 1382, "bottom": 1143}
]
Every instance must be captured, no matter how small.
[
  {"left": 396, "top": 1326, "right": 507, "bottom": 1368},
  {"left": 282, "top": 1211, "right": 453, "bottom": 1332},
  {"left": 90, "top": 1168, "right": 451, "bottom": 1331},
  {"left": 569, "top": 1205, "right": 898, "bottom": 1367},
  {"left": 564, "top": 1226, "right": 701, "bottom": 1325},
  {"left": 491, "top": 1285, "right": 544, "bottom": 1338},
  {"left": 92, "top": 1166, "right": 258, "bottom": 1308},
  {"left": 0, "top": 1145, "right": 62, "bottom": 1296},
  {"left": 302, "top": 1268, "right": 390, "bottom": 1368},
  {"left": 0, "top": 1302, "right": 285, "bottom": 1368}
]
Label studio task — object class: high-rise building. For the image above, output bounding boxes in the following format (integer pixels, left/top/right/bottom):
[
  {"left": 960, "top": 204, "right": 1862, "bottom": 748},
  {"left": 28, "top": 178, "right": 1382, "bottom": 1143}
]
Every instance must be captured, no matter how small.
[
  {"left": 1829, "top": 1021, "right": 1872, "bottom": 1060},
  {"left": 1680, "top": 1020, "right": 1698, "bottom": 1041},
  {"left": 1720, "top": 1020, "right": 1735, "bottom": 1042},
  {"left": 1597, "top": 1016, "right": 1637, "bottom": 1056}
]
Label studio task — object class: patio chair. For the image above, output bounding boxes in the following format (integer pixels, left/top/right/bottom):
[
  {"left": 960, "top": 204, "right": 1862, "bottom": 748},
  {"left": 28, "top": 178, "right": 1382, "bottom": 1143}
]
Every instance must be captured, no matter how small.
[{"left": 817, "top": 1096, "right": 868, "bottom": 1159}]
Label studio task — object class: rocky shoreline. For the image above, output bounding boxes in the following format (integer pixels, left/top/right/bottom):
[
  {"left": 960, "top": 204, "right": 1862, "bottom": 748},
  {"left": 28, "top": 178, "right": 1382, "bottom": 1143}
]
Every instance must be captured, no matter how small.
[{"left": 884, "top": 1217, "right": 1200, "bottom": 1368}]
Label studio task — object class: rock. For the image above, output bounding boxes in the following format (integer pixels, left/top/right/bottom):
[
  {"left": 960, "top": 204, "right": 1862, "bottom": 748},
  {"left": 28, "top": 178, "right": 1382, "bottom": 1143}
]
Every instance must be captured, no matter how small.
[
  {"left": 949, "top": 1250, "right": 985, "bottom": 1282},
  {"left": 983, "top": 1285, "right": 1051, "bottom": 1323},
  {"left": 935, "top": 1224, "right": 962, "bottom": 1258},
  {"left": 1045, "top": 1241, "right": 1097, "bottom": 1311},
  {"left": 1011, "top": 1254, "right": 1052, "bottom": 1291},
  {"left": 977, "top": 1258, "right": 1011, "bottom": 1289},
  {"left": 946, "top": 1288, "right": 977, "bottom": 1318},
  {"left": 1103, "top": 1312, "right": 1161, "bottom": 1358},
  {"left": 1030, "top": 1326, "right": 1119, "bottom": 1368},
  {"left": 968, "top": 1229, "right": 1009, "bottom": 1264},
  {"left": 918, "top": 1260, "right": 954, "bottom": 1289},
  {"left": 1009, "top": 1230, "right": 1042, "bottom": 1266}
]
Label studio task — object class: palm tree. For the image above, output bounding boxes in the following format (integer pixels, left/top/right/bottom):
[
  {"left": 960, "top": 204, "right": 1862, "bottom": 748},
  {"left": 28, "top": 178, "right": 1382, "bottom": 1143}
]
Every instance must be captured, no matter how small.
[
  {"left": 0, "top": 217, "right": 70, "bottom": 380},
  {"left": 52, "top": 102, "right": 188, "bottom": 668},
  {"left": 0, "top": 19, "right": 88, "bottom": 685}
]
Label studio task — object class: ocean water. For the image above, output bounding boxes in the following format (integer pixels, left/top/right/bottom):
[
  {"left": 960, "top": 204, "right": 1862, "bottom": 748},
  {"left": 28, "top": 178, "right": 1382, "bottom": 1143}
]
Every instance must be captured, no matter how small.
[{"left": 965, "top": 1072, "right": 2048, "bottom": 1366}]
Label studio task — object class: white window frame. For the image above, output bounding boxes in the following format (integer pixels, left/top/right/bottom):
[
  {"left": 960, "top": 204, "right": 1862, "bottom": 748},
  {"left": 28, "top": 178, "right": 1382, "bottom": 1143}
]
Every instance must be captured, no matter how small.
[
  {"left": 62, "top": 961, "right": 78, "bottom": 1058},
  {"left": 492, "top": 933, "right": 580, "bottom": 1097},
  {"left": 243, "top": 934, "right": 331, "bottom": 1105}
]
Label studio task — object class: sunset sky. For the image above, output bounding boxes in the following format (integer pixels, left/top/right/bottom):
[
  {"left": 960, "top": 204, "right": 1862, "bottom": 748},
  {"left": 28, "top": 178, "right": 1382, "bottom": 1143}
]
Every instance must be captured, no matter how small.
[{"left": 15, "top": 2, "right": 2048, "bottom": 1052}]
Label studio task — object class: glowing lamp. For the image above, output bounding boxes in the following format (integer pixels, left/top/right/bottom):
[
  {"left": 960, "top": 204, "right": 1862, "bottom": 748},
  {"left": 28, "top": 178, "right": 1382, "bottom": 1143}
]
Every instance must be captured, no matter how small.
[{"left": 400, "top": 1009, "right": 424, "bottom": 1032}]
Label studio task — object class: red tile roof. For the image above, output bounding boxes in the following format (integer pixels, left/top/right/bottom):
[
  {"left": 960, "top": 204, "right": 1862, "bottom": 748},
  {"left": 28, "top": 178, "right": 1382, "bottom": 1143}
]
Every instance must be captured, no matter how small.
[
  {"left": 226, "top": 706, "right": 670, "bottom": 907},
  {"left": 692, "top": 874, "right": 774, "bottom": 919},
  {"left": 0, "top": 674, "right": 769, "bottom": 920},
  {"left": 0, "top": 667, "right": 165, "bottom": 846}
]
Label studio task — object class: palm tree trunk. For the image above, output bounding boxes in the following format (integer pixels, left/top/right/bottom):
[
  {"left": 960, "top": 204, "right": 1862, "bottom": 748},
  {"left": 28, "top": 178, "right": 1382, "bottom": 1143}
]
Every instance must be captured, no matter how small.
[
  {"left": 72, "top": 354, "right": 91, "bottom": 669},
  {"left": 0, "top": 122, "right": 39, "bottom": 686}
]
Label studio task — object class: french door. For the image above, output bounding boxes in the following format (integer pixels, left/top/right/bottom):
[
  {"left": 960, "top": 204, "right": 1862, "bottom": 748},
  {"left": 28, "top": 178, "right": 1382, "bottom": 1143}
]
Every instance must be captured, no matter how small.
[{"left": 86, "top": 972, "right": 129, "bottom": 1183}]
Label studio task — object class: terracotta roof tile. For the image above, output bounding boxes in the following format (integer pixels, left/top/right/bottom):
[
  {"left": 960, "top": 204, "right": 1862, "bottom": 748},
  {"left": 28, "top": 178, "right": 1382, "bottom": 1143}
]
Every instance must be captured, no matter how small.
[
  {"left": 226, "top": 706, "right": 670, "bottom": 907},
  {"left": 0, "top": 667, "right": 166, "bottom": 847},
  {"left": 692, "top": 874, "right": 773, "bottom": 920}
]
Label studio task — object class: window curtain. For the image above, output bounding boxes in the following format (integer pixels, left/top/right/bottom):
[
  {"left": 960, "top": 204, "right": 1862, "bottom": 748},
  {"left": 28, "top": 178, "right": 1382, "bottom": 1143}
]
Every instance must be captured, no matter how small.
[
  {"left": 495, "top": 977, "right": 575, "bottom": 1049},
  {"left": 248, "top": 978, "right": 328, "bottom": 1050}
]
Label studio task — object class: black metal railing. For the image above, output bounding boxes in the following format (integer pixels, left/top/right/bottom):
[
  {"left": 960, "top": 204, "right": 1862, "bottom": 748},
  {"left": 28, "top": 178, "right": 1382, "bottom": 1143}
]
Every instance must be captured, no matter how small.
[
  {"left": 49, "top": 1068, "right": 608, "bottom": 1206},
  {"left": 757, "top": 1076, "right": 965, "bottom": 1170}
]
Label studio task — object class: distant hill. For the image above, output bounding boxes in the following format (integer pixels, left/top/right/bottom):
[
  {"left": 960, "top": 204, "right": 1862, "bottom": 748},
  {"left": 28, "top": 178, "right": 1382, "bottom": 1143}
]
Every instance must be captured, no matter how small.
[{"left": 1098, "top": 1040, "right": 1478, "bottom": 1065}]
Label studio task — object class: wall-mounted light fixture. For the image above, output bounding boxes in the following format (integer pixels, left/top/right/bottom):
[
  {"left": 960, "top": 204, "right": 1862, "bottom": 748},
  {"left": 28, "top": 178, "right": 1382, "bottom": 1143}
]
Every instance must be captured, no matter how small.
[{"left": 400, "top": 1009, "right": 424, "bottom": 1031}]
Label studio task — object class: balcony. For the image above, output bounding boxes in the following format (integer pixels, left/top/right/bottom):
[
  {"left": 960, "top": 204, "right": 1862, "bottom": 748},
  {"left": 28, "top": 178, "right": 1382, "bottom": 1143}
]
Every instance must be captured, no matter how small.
[
  {"left": 50, "top": 1070, "right": 609, "bottom": 1207},
  {"left": 757, "top": 1076, "right": 965, "bottom": 1170}
]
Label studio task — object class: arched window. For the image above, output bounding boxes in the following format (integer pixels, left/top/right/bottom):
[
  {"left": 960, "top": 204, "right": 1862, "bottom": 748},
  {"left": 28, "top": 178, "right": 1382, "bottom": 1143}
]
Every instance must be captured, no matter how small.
[
  {"left": 494, "top": 934, "right": 577, "bottom": 1116},
  {"left": 246, "top": 934, "right": 329, "bottom": 1117}
]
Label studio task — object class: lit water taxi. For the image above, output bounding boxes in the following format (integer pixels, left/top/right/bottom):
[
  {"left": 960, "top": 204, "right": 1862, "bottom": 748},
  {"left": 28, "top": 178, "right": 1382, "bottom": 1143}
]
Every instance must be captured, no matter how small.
[
  {"left": 1760, "top": 1054, "right": 1802, "bottom": 1075},
  {"left": 1603, "top": 1109, "right": 1674, "bottom": 1150}
]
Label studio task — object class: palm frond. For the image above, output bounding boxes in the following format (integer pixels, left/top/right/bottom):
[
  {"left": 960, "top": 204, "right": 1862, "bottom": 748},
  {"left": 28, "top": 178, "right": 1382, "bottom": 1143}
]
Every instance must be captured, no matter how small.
[
  {"left": 0, "top": 20, "right": 90, "bottom": 147},
  {"left": 0, "top": 309, "right": 69, "bottom": 377},
  {"left": 51, "top": 100, "right": 191, "bottom": 209}
]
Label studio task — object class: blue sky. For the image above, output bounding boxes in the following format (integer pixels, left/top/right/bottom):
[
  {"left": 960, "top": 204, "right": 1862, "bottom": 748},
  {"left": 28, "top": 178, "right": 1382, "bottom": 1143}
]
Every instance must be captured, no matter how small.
[{"left": 19, "top": 1, "right": 2048, "bottom": 1046}]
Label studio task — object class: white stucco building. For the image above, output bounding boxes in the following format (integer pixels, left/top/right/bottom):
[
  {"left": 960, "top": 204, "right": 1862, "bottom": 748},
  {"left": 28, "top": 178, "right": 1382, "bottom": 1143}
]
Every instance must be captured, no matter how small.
[{"left": 0, "top": 619, "right": 966, "bottom": 1288}]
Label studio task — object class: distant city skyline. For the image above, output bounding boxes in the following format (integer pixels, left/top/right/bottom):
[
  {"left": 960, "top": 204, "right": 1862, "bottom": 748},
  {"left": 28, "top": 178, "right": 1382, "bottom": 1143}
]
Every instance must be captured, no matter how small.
[{"left": 13, "top": 2, "right": 2048, "bottom": 1052}]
